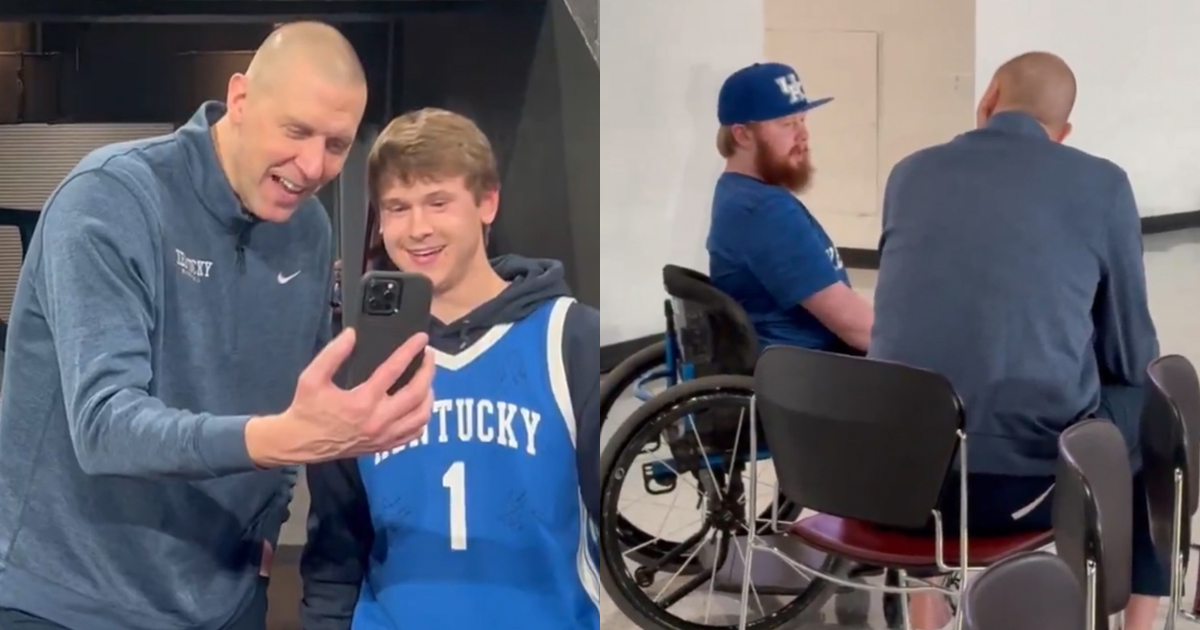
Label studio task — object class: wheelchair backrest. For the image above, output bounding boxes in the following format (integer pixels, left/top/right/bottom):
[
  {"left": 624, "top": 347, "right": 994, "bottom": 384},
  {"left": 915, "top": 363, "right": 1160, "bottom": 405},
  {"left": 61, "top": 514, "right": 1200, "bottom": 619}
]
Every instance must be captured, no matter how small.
[{"left": 661, "top": 264, "right": 758, "bottom": 377}]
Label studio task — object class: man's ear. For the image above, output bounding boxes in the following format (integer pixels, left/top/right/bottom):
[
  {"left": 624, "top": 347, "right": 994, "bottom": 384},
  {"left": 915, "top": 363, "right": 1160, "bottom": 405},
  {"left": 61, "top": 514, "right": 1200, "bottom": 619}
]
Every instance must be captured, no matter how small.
[
  {"left": 478, "top": 188, "right": 500, "bottom": 226},
  {"left": 225, "top": 73, "right": 250, "bottom": 123},
  {"left": 976, "top": 79, "right": 999, "bottom": 128},
  {"left": 732, "top": 124, "right": 755, "bottom": 150},
  {"left": 1056, "top": 121, "right": 1073, "bottom": 143}
]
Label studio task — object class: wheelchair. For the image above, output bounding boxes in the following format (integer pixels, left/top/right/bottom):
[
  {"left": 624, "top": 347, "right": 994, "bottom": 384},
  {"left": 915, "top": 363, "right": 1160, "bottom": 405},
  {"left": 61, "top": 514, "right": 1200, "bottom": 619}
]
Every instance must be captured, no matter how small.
[{"left": 598, "top": 265, "right": 851, "bottom": 629}]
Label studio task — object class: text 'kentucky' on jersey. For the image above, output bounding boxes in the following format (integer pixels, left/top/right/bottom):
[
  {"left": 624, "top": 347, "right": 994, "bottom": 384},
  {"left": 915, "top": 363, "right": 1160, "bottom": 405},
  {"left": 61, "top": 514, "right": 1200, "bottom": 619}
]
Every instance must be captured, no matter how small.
[{"left": 373, "top": 398, "right": 543, "bottom": 464}]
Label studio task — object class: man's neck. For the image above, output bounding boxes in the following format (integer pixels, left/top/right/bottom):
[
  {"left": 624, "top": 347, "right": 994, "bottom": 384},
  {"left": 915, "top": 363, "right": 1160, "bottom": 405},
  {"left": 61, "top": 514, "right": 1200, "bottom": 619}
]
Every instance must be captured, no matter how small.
[
  {"left": 724, "top": 156, "right": 761, "bottom": 180},
  {"left": 211, "top": 118, "right": 250, "bottom": 210},
  {"left": 432, "top": 255, "right": 509, "bottom": 325}
]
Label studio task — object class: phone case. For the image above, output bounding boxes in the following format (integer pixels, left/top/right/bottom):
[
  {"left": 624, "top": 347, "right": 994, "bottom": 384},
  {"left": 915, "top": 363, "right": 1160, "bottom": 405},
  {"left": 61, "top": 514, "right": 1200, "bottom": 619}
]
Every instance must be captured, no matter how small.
[{"left": 345, "top": 271, "right": 434, "bottom": 395}]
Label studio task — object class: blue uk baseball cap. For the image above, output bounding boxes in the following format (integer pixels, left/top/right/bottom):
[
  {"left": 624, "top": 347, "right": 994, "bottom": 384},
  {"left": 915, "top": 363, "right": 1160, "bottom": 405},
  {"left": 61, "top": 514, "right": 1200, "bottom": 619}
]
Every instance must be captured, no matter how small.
[{"left": 717, "top": 62, "right": 833, "bottom": 126}]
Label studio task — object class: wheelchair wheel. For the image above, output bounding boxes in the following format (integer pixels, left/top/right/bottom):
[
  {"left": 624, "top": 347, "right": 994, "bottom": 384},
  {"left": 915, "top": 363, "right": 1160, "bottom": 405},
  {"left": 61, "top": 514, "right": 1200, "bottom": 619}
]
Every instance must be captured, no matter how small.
[
  {"left": 601, "top": 341, "right": 669, "bottom": 420},
  {"left": 598, "top": 375, "right": 831, "bottom": 630},
  {"left": 601, "top": 345, "right": 800, "bottom": 570}
]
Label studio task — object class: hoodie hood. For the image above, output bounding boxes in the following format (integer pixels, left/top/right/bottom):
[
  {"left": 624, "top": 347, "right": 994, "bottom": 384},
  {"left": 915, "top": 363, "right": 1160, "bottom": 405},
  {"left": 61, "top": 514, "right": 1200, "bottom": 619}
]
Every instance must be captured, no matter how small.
[{"left": 431, "top": 255, "right": 573, "bottom": 353}]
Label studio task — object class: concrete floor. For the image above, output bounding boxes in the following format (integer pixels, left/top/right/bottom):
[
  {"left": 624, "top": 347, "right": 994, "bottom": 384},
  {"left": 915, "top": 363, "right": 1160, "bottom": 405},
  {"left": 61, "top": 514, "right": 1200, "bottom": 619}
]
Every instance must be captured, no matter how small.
[{"left": 594, "top": 229, "right": 1200, "bottom": 629}]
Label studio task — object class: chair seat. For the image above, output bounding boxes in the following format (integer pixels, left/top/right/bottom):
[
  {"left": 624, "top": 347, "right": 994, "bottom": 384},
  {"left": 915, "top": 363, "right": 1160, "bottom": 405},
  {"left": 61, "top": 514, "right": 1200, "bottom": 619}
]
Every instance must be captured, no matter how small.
[{"left": 788, "top": 513, "right": 1054, "bottom": 570}]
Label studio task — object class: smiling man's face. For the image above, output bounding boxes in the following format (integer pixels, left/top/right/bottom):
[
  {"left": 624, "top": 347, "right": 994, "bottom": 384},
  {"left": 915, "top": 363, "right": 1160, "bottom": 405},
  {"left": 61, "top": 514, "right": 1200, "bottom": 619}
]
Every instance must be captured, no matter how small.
[{"left": 376, "top": 175, "right": 498, "bottom": 295}]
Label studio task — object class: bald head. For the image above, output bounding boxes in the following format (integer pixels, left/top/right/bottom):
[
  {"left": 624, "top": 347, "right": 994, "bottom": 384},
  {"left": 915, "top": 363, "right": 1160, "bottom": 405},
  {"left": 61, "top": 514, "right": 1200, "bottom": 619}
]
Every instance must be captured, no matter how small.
[
  {"left": 215, "top": 21, "right": 369, "bottom": 224},
  {"left": 988, "top": 52, "right": 1077, "bottom": 129},
  {"left": 245, "top": 21, "right": 366, "bottom": 92}
]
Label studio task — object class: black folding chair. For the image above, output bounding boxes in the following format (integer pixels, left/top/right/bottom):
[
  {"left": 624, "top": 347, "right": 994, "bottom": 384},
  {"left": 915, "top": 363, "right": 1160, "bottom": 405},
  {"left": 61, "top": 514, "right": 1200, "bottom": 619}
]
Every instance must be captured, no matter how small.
[
  {"left": 961, "top": 551, "right": 1084, "bottom": 630},
  {"left": 1053, "top": 419, "right": 1134, "bottom": 630},
  {"left": 1143, "top": 354, "right": 1200, "bottom": 627},
  {"left": 746, "top": 346, "right": 1053, "bottom": 630}
]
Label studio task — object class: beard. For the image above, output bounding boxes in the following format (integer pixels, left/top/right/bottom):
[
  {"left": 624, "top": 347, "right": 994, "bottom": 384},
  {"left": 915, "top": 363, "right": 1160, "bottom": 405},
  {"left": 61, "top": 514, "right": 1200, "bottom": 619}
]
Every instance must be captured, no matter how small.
[{"left": 753, "top": 139, "right": 813, "bottom": 193}]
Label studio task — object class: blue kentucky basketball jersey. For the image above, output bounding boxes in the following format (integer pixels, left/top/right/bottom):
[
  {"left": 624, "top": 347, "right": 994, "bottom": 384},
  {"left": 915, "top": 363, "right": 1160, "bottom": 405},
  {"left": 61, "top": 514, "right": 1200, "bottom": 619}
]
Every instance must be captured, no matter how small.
[{"left": 353, "top": 297, "right": 601, "bottom": 630}]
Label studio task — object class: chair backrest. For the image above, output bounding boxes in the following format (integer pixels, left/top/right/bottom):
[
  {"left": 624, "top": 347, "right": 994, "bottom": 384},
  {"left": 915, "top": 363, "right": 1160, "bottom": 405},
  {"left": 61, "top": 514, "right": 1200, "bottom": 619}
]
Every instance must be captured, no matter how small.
[
  {"left": 753, "top": 346, "right": 963, "bottom": 529},
  {"left": 1053, "top": 420, "right": 1133, "bottom": 626},
  {"left": 1142, "top": 354, "right": 1200, "bottom": 568},
  {"left": 1147, "top": 355, "right": 1200, "bottom": 515},
  {"left": 962, "top": 551, "right": 1085, "bottom": 630},
  {"left": 662, "top": 264, "right": 758, "bottom": 377}
]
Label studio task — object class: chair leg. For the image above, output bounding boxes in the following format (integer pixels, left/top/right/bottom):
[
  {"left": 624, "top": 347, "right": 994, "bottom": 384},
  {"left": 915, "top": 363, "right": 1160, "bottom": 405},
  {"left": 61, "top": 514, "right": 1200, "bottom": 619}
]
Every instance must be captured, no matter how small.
[
  {"left": 1086, "top": 559, "right": 1098, "bottom": 630},
  {"left": 1167, "top": 550, "right": 1182, "bottom": 630},
  {"left": 1168, "top": 471, "right": 1183, "bottom": 629},
  {"left": 897, "top": 569, "right": 913, "bottom": 630}
]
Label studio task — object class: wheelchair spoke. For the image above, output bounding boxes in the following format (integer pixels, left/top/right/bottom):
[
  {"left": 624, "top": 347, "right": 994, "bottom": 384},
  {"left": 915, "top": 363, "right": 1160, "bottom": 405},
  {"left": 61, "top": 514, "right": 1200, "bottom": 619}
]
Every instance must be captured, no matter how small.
[
  {"left": 622, "top": 515, "right": 705, "bottom": 560},
  {"left": 728, "top": 534, "right": 767, "bottom": 616},
  {"left": 721, "top": 410, "right": 746, "bottom": 497},
  {"left": 617, "top": 495, "right": 689, "bottom": 510},
  {"left": 703, "top": 532, "right": 724, "bottom": 625},
  {"left": 653, "top": 527, "right": 716, "bottom": 607},
  {"left": 640, "top": 521, "right": 716, "bottom": 575},
  {"left": 686, "top": 419, "right": 725, "bottom": 502}
]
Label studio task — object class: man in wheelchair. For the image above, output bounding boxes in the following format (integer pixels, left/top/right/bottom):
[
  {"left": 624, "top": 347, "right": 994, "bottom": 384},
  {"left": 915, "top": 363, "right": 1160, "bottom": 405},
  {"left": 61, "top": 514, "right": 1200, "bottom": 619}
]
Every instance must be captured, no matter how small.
[
  {"left": 706, "top": 62, "right": 874, "bottom": 356},
  {"left": 870, "top": 52, "right": 1165, "bottom": 630}
]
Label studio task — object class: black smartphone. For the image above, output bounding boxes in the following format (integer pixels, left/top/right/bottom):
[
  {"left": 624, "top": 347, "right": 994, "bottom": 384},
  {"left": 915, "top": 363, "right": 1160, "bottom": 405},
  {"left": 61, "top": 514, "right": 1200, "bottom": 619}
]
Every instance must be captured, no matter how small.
[{"left": 345, "top": 271, "right": 433, "bottom": 395}]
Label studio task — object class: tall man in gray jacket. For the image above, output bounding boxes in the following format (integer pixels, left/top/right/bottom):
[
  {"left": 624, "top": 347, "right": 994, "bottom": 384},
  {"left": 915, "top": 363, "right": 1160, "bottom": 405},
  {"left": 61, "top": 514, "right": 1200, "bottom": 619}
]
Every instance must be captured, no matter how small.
[
  {"left": 0, "top": 22, "right": 434, "bottom": 630},
  {"left": 870, "top": 52, "right": 1163, "bottom": 630}
]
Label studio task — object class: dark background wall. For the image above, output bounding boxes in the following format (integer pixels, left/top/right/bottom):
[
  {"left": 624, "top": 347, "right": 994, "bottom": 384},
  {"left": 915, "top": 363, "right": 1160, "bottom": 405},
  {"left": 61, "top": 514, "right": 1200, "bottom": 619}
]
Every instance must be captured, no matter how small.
[{"left": 0, "top": 0, "right": 598, "bottom": 309}]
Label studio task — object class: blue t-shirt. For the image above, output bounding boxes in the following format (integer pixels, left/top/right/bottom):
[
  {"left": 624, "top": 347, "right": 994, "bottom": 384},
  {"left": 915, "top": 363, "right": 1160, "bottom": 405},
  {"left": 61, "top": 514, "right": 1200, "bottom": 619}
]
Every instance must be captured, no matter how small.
[{"left": 706, "top": 172, "right": 850, "bottom": 351}]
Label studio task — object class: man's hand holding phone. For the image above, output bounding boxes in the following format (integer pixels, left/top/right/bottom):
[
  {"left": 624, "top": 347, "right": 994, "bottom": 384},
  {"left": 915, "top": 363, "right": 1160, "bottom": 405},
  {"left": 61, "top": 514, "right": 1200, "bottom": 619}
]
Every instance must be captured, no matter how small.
[{"left": 246, "top": 328, "right": 435, "bottom": 466}]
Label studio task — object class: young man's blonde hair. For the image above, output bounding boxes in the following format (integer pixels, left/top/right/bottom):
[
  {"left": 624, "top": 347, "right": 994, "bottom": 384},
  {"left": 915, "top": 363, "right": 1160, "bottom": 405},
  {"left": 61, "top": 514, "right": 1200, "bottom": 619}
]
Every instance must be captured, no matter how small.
[{"left": 367, "top": 107, "right": 500, "bottom": 203}]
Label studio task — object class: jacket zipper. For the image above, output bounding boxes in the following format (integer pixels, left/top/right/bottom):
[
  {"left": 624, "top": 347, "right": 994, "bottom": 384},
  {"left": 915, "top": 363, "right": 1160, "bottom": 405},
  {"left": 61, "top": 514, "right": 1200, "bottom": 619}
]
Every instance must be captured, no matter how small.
[{"left": 233, "top": 224, "right": 251, "bottom": 355}]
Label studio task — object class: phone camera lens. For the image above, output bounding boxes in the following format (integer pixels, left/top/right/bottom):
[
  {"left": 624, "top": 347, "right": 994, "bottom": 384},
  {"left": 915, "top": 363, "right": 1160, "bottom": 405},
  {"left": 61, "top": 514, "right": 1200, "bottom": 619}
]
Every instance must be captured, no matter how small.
[{"left": 364, "top": 280, "right": 401, "bottom": 315}]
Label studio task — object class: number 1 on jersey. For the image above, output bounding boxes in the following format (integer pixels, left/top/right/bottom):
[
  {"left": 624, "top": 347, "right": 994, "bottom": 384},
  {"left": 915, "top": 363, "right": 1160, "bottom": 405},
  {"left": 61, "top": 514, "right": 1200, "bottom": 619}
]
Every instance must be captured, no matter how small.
[{"left": 442, "top": 461, "right": 468, "bottom": 551}]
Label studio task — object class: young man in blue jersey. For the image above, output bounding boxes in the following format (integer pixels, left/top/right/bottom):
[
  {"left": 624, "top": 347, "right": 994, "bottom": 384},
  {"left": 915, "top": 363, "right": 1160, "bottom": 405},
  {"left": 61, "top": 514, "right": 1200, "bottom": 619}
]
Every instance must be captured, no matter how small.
[
  {"left": 707, "top": 62, "right": 874, "bottom": 354},
  {"left": 0, "top": 23, "right": 435, "bottom": 630},
  {"left": 301, "top": 108, "right": 601, "bottom": 630}
]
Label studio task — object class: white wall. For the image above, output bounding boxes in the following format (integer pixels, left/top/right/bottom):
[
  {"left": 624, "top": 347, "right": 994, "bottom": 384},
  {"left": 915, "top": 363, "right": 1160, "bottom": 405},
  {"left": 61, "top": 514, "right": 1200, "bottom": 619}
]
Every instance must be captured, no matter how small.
[
  {"left": 599, "top": 0, "right": 765, "bottom": 345},
  {"left": 976, "top": 0, "right": 1200, "bottom": 216}
]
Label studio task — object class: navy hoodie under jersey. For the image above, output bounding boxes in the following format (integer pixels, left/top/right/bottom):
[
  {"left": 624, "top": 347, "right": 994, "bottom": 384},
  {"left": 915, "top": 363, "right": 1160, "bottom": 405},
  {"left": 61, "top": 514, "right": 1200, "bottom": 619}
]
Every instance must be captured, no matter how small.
[
  {"left": 0, "top": 102, "right": 332, "bottom": 630},
  {"left": 300, "top": 255, "right": 600, "bottom": 630}
]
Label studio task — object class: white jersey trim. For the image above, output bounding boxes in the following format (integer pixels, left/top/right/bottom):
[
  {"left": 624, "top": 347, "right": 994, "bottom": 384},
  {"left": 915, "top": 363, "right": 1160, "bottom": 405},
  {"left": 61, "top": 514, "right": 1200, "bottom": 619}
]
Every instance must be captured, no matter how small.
[
  {"left": 433, "top": 322, "right": 513, "bottom": 371},
  {"left": 546, "top": 296, "right": 576, "bottom": 446},
  {"left": 543, "top": 297, "right": 599, "bottom": 608}
]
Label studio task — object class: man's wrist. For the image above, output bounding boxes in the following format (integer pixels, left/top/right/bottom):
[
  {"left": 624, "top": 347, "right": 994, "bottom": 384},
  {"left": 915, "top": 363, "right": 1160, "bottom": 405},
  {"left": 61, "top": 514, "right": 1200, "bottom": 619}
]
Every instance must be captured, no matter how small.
[{"left": 246, "top": 413, "right": 295, "bottom": 467}]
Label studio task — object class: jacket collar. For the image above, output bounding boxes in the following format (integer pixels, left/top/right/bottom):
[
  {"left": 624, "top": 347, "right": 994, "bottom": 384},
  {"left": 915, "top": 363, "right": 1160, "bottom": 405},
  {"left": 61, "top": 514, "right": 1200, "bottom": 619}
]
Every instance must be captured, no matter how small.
[
  {"left": 984, "top": 111, "right": 1050, "bottom": 139},
  {"left": 177, "top": 101, "right": 258, "bottom": 232}
]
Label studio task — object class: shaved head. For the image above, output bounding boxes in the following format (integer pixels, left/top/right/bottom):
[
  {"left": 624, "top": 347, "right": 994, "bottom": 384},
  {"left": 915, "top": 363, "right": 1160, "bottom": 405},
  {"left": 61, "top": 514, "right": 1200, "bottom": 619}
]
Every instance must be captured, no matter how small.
[
  {"left": 215, "top": 20, "right": 368, "bottom": 223},
  {"left": 979, "top": 52, "right": 1076, "bottom": 135},
  {"left": 246, "top": 21, "right": 366, "bottom": 93}
]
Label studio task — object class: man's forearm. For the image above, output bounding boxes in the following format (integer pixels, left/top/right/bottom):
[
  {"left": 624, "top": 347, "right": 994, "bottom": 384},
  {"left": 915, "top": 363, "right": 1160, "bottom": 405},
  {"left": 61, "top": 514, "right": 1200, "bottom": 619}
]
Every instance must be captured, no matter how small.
[
  {"left": 66, "top": 389, "right": 258, "bottom": 478},
  {"left": 829, "top": 295, "right": 874, "bottom": 352},
  {"left": 801, "top": 282, "right": 874, "bottom": 353},
  {"left": 841, "top": 325, "right": 872, "bottom": 353}
]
